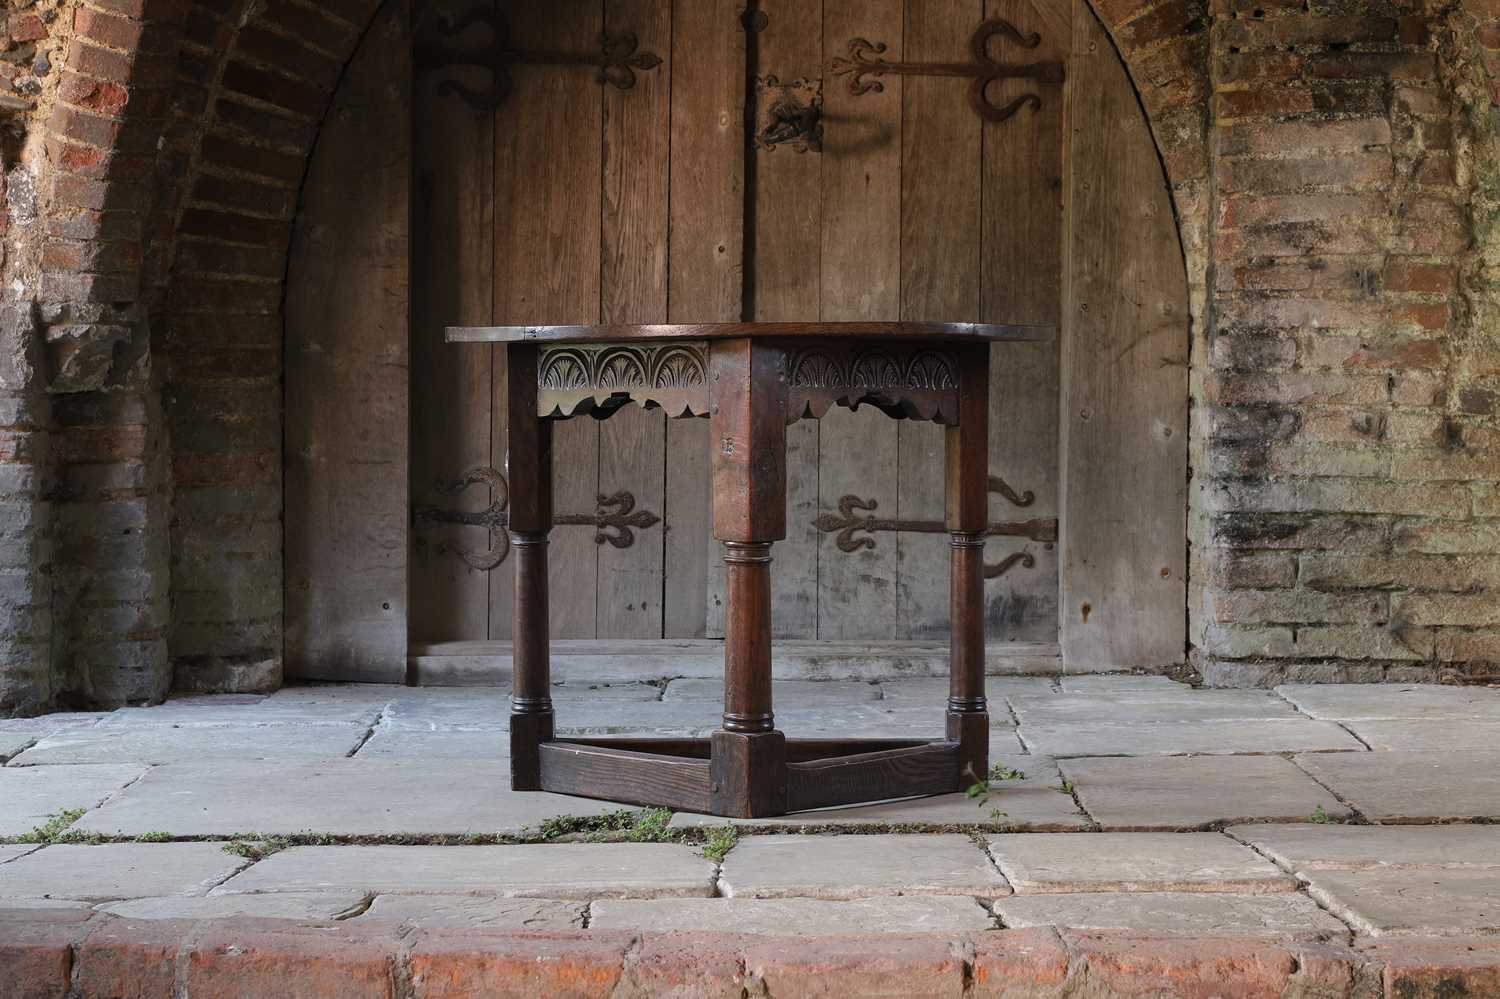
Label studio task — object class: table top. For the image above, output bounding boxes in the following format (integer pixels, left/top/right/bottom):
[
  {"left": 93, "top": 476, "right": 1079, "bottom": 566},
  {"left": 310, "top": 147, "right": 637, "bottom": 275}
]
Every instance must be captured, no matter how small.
[{"left": 446, "top": 321, "right": 1054, "bottom": 344}]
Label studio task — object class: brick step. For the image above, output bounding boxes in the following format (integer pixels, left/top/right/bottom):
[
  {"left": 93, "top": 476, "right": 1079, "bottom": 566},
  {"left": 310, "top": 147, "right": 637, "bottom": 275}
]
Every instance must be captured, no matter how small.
[{"left": 4, "top": 906, "right": 1494, "bottom": 998}]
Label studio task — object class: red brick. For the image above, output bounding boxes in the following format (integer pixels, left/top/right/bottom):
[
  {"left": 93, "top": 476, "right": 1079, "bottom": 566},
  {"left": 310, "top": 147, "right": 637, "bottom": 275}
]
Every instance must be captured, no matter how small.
[
  {"left": 970, "top": 928, "right": 1071, "bottom": 998},
  {"left": 42, "top": 270, "right": 141, "bottom": 304},
  {"left": 57, "top": 73, "right": 132, "bottom": 116},
  {"left": 172, "top": 448, "right": 277, "bottom": 488},
  {"left": 1117, "top": 0, "right": 1208, "bottom": 50},
  {"left": 744, "top": 934, "right": 966, "bottom": 999},
  {"left": 1382, "top": 260, "right": 1456, "bottom": 295},
  {"left": 1218, "top": 192, "right": 1385, "bottom": 229},
  {"left": 1215, "top": 50, "right": 1304, "bottom": 84},
  {"left": 409, "top": 931, "right": 631, "bottom": 999},
  {"left": 260, "top": 0, "right": 365, "bottom": 55},
  {"left": 169, "top": 347, "right": 281, "bottom": 382},
  {"left": 219, "top": 60, "right": 328, "bottom": 117},
  {"left": 1343, "top": 336, "right": 1446, "bottom": 370},
  {"left": 627, "top": 934, "right": 749, "bottom": 998},
  {"left": 58, "top": 426, "right": 149, "bottom": 464},
  {"left": 198, "top": 134, "right": 306, "bottom": 183},
  {"left": 1221, "top": 118, "right": 1392, "bottom": 156},
  {"left": 9, "top": 12, "right": 49, "bottom": 42},
  {"left": 75, "top": 6, "right": 145, "bottom": 52},
  {"left": 1214, "top": 87, "right": 1315, "bottom": 120},
  {"left": 1067, "top": 931, "right": 1321, "bottom": 998},
  {"left": 1365, "top": 938, "right": 1500, "bottom": 998},
  {"left": 0, "top": 916, "right": 88, "bottom": 999},
  {"left": 1219, "top": 14, "right": 1399, "bottom": 50},
  {"left": 185, "top": 924, "right": 400, "bottom": 999},
  {"left": 1302, "top": 50, "right": 1436, "bottom": 82},
  {"left": 178, "top": 207, "right": 291, "bottom": 248},
  {"left": 46, "top": 139, "right": 109, "bottom": 175},
  {"left": 233, "top": 25, "right": 343, "bottom": 88},
  {"left": 74, "top": 918, "right": 188, "bottom": 998},
  {"left": 1415, "top": 154, "right": 1456, "bottom": 186},
  {"left": 1216, "top": 152, "right": 1393, "bottom": 192},
  {"left": 48, "top": 106, "right": 120, "bottom": 148},
  {"left": 170, "top": 276, "right": 282, "bottom": 315},
  {"left": 1090, "top": 0, "right": 1155, "bottom": 28},
  {"left": 1391, "top": 302, "right": 1452, "bottom": 332}
]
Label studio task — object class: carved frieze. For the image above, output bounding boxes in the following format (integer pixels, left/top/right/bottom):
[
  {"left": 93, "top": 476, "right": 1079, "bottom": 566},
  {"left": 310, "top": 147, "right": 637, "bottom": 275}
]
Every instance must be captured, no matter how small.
[
  {"left": 537, "top": 342, "right": 710, "bottom": 419},
  {"left": 785, "top": 343, "right": 962, "bottom": 424}
]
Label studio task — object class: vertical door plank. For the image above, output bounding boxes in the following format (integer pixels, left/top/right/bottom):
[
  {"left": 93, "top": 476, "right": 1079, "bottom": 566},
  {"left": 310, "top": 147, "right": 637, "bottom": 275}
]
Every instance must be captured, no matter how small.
[
  {"left": 285, "top": 0, "right": 410, "bottom": 680},
  {"left": 816, "top": 0, "right": 902, "bottom": 640},
  {"left": 751, "top": 0, "right": 822, "bottom": 640},
  {"left": 598, "top": 0, "right": 672, "bottom": 639},
  {"left": 1060, "top": 1, "right": 1188, "bottom": 667},
  {"left": 410, "top": 0, "right": 494, "bottom": 643},
  {"left": 491, "top": 2, "right": 605, "bottom": 639},
  {"left": 666, "top": 0, "right": 743, "bottom": 638},
  {"left": 980, "top": 0, "right": 1068, "bottom": 643},
  {"left": 895, "top": 0, "right": 983, "bottom": 640}
]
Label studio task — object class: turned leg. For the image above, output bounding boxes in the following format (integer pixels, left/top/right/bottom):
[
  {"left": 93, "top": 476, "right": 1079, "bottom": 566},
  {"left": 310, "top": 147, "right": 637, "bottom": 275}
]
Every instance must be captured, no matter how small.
[
  {"left": 708, "top": 339, "right": 788, "bottom": 818},
  {"left": 722, "top": 541, "right": 775, "bottom": 735},
  {"left": 945, "top": 343, "right": 991, "bottom": 787},
  {"left": 504, "top": 344, "right": 554, "bottom": 790}
]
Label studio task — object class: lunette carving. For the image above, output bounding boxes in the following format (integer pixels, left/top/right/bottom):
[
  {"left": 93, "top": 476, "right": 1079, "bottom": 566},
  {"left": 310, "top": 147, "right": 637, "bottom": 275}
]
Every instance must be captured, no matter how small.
[
  {"left": 786, "top": 343, "right": 961, "bottom": 424},
  {"left": 537, "top": 342, "right": 710, "bottom": 419}
]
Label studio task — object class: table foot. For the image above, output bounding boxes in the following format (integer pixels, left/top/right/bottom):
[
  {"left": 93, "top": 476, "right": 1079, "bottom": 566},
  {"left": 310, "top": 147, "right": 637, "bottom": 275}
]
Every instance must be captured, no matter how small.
[
  {"left": 946, "top": 710, "right": 989, "bottom": 789},
  {"left": 709, "top": 729, "right": 787, "bottom": 818},
  {"left": 510, "top": 710, "right": 554, "bottom": 791}
]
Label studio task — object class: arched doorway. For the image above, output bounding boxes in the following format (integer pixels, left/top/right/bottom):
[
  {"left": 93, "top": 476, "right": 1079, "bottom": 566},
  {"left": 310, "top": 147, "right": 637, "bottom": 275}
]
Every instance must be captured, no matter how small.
[{"left": 284, "top": 0, "right": 1189, "bottom": 682}]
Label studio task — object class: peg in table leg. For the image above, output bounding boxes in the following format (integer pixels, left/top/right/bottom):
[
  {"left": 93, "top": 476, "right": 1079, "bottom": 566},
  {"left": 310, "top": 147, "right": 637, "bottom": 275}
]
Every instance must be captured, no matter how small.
[{"left": 945, "top": 343, "right": 991, "bottom": 788}]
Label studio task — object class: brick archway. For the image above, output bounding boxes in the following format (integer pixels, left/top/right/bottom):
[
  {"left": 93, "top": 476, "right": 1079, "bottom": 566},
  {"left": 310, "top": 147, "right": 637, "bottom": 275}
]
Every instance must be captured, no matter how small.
[{"left": 4, "top": 0, "right": 1498, "bottom": 712}]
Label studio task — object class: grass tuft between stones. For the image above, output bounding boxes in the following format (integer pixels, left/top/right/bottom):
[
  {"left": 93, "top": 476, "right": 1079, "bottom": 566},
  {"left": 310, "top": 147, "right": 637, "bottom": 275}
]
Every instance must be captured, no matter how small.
[{"left": 11, "top": 807, "right": 87, "bottom": 845}]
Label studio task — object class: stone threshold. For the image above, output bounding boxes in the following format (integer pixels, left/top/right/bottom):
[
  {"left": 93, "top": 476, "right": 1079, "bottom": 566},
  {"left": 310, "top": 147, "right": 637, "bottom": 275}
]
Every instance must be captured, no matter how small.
[
  {"left": 404, "top": 639, "right": 1072, "bottom": 685},
  {"left": 4, "top": 906, "right": 1494, "bottom": 998}
]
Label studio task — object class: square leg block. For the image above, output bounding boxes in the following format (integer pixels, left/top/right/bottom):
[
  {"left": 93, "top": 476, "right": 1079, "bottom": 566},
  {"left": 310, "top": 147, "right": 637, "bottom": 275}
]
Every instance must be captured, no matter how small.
[{"left": 709, "top": 730, "right": 788, "bottom": 818}]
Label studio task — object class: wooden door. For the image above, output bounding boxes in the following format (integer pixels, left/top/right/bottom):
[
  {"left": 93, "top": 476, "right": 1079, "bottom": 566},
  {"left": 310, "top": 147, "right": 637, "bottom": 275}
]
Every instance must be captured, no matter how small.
[
  {"left": 702, "top": 0, "right": 1071, "bottom": 648},
  {"left": 289, "top": 0, "right": 1187, "bottom": 675},
  {"left": 408, "top": 0, "right": 737, "bottom": 644}
]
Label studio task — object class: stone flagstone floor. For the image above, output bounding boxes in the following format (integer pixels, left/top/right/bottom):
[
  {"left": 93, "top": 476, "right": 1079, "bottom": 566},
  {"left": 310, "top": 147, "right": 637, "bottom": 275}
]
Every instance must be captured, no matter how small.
[{"left": 1, "top": 674, "right": 1497, "bottom": 943}]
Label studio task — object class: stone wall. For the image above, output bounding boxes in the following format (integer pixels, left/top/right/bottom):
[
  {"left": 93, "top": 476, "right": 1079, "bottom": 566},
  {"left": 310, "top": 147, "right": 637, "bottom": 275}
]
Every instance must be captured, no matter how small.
[
  {"left": 0, "top": 0, "right": 1497, "bottom": 713},
  {"left": 1196, "top": 0, "right": 1500, "bottom": 684}
]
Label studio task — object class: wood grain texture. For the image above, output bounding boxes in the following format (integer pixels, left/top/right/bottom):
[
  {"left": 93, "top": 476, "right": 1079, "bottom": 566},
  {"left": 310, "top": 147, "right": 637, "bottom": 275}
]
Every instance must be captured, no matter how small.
[
  {"left": 1060, "top": 1, "right": 1188, "bottom": 668},
  {"left": 751, "top": 0, "right": 823, "bottom": 641},
  {"left": 816, "top": 0, "right": 903, "bottom": 641},
  {"left": 785, "top": 742, "right": 960, "bottom": 811},
  {"left": 980, "top": 0, "right": 1067, "bottom": 646},
  {"left": 896, "top": 0, "right": 984, "bottom": 642},
  {"left": 662, "top": 0, "right": 742, "bottom": 638},
  {"left": 448, "top": 321, "right": 1049, "bottom": 342},
  {"left": 283, "top": 0, "right": 410, "bottom": 682},
  {"left": 490, "top": 2, "right": 605, "bottom": 640},
  {"left": 540, "top": 742, "right": 713, "bottom": 812},
  {"left": 410, "top": 0, "right": 494, "bottom": 643},
  {"left": 710, "top": 729, "right": 788, "bottom": 817},
  {"left": 598, "top": 0, "right": 672, "bottom": 639}
]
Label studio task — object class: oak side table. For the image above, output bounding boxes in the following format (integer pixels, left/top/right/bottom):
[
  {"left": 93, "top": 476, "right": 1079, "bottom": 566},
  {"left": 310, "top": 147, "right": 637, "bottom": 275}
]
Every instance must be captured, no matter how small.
[{"left": 447, "top": 322, "right": 1051, "bottom": 818}]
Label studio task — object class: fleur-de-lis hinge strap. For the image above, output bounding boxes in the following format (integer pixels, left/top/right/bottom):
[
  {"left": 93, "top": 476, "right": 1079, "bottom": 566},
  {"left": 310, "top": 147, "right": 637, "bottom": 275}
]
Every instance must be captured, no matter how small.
[
  {"left": 415, "top": 7, "right": 662, "bottom": 111},
  {"left": 830, "top": 17, "right": 1064, "bottom": 123}
]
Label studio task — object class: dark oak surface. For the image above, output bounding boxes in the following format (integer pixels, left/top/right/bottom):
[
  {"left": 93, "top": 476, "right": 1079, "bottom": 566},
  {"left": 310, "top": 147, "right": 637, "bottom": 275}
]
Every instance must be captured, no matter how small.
[
  {"left": 493, "top": 323, "right": 994, "bottom": 817},
  {"left": 447, "top": 321, "right": 1053, "bottom": 344}
]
